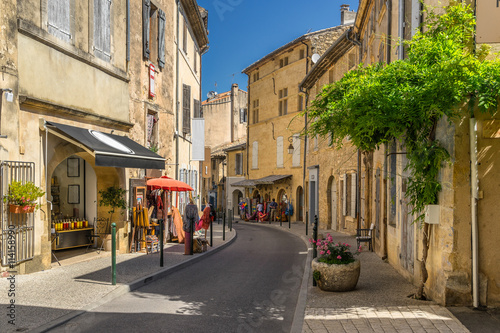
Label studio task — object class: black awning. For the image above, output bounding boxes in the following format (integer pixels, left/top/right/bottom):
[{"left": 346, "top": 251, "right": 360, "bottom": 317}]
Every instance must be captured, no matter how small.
[{"left": 46, "top": 121, "right": 165, "bottom": 169}]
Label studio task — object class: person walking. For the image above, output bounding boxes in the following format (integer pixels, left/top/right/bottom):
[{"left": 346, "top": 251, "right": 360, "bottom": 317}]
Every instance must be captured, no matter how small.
[
  {"left": 183, "top": 199, "right": 198, "bottom": 255},
  {"left": 269, "top": 198, "right": 278, "bottom": 222},
  {"left": 200, "top": 204, "right": 211, "bottom": 239}
]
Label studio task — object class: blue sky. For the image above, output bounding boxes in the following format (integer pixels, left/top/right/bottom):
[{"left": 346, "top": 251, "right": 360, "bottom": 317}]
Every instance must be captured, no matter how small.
[{"left": 199, "top": 0, "right": 359, "bottom": 99}]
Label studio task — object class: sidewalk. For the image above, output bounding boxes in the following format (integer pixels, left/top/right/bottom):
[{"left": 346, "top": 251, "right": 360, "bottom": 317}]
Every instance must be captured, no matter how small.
[
  {"left": 0, "top": 222, "right": 236, "bottom": 333},
  {"left": 244, "top": 220, "right": 472, "bottom": 333}
]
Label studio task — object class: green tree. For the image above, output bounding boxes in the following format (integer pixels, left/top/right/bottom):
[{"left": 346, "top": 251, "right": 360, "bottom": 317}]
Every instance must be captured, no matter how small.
[
  {"left": 304, "top": 2, "right": 498, "bottom": 223},
  {"left": 99, "top": 186, "right": 127, "bottom": 223}
]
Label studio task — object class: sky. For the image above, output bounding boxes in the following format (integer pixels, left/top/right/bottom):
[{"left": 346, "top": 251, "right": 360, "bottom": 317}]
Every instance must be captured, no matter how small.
[{"left": 199, "top": 0, "right": 359, "bottom": 100}]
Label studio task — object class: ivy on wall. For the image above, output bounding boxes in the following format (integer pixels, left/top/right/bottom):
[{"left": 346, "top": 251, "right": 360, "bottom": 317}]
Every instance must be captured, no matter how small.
[{"left": 303, "top": 2, "right": 500, "bottom": 224}]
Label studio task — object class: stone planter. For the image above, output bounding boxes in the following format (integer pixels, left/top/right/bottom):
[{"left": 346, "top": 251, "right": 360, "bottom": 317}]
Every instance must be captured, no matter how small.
[{"left": 311, "top": 258, "right": 360, "bottom": 292}]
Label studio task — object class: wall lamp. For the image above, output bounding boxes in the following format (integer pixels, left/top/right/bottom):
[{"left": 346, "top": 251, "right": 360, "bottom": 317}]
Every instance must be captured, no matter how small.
[
  {"left": 0, "top": 88, "right": 14, "bottom": 139},
  {"left": 287, "top": 136, "right": 294, "bottom": 154},
  {"left": 1, "top": 88, "right": 13, "bottom": 102}
]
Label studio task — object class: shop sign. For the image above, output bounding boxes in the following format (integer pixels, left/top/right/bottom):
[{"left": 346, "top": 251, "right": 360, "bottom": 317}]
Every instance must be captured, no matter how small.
[{"left": 149, "top": 63, "right": 155, "bottom": 98}]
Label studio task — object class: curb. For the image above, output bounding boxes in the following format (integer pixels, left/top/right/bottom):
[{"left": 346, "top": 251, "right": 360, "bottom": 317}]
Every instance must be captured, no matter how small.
[{"left": 31, "top": 229, "right": 237, "bottom": 333}]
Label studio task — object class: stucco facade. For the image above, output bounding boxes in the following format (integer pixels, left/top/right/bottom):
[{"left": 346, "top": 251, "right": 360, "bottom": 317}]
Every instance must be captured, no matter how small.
[{"left": 0, "top": 0, "right": 208, "bottom": 275}]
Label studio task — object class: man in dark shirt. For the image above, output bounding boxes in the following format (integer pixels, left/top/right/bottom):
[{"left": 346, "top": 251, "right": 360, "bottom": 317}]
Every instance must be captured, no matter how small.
[{"left": 269, "top": 198, "right": 278, "bottom": 222}]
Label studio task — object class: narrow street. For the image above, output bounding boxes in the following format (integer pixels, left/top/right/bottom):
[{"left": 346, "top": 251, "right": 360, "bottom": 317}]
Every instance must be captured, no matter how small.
[{"left": 49, "top": 223, "right": 307, "bottom": 333}]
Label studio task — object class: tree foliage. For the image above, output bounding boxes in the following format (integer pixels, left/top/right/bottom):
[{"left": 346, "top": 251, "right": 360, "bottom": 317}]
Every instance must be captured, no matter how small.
[{"left": 303, "top": 3, "right": 500, "bottom": 223}]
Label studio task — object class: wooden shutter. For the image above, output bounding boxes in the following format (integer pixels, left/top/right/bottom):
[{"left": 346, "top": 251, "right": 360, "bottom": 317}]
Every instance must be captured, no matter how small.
[
  {"left": 143, "top": 0, "right": 150, "bottom": 59},
  {"left": 48, "top": 0, "right": 71, "bottom": 42},
  {"left": 276, "top": 136, "right": 283, "bottom": 168},
  {"left": 182, "top": 84, "right": 191, "bottom": 134},
  {"left": 94, "top": 0, "right": 111, "bottom": 61},
  {"left": 235, "top": 153, "right": 242, "bottom": 175},
  {"left": 292, "top": 134, "right": 300, "bottom": 167},
  {"left": 193, "top": 99, "right": 201, "bottom": 118},
  {"left": 342, "top": 174, "right": 347, "bottom": 216},
  {"left": 158, "top": 9, "right": 166, "bottom": 68},
  {"left": 351, "top": 173, "right": 357, "bottom": 218},
  {"left": 252, "top": 141, "right": 258, "bottom": 169}
]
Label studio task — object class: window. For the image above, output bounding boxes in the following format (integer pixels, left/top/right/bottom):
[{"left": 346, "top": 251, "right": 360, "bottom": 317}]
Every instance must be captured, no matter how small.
[
  {"left": 343, "top": 173, "right": 357, "bottom": 217},
  {"left": 278, "top": 88, "right": 288, "bottom": 116},
  {"left": 388, "top": 141, "right": 397, "bottom": 225},
  {"left": 299, "top": 49, "right": 305, "bottom": 60},
  {"left": 235, "top": 153, "right": 243, "bottom": 175},
  {"left": 252, "top": 141, "right": 258, "bottom": 169},
  {"left": 183, "top": 19, "right": 188, "bottom": 54},
  {"left": 182, "top": 84, "right": 191, "bottom": 134},
  {"left": 329, "top": 69, "right": 334, "bottom": 83},
  {"left": 276, "top": 136, "right": 283, "bottom": 168},
  {"left": 253, "top": 71, "right": 259, "bottom": 82},
  {"left": 193, "top": 99, "right": 201, "bottom": 118},
  {"left": 142, "top": 0, "right": 165, "bottom": 66},
  {"left": 314, "top": 135, "right": 318, "bottom": 151},
  {"left": 298, "top": 94, "right": 304, "bottom": 112},
  {"left": 211, "top": 159, "right": 216, "bottom": 170},
  {"left": 279, "top": 57, "right": 289, "bottom": 68},
  {"left": 239, "top": 108, "right": 247, "bottom": 123},
  {"left": 194, "top": 45, "right": 198, "bottom": 73},
  {"left": 292, "top": 134, "right": 301, "bottom": 167},
  {"left": 94, "top": 0, "right": 111, "bottom": 61},
  {"left": 252, "top": 99, "right": 259, "bottom": 124},
  {"left": 48, "top": 0, "right": 71, "bottom": 42},
  {"left": 146, "top": 111, "right": 158, "bottom": 149},
  {"left": 349, "top": 53, "right": 356, "bottom": 69}
]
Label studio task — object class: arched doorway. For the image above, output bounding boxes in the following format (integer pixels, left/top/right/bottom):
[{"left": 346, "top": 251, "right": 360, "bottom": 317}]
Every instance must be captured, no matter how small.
[
  {"left": 232, "top": 189, "right": 243, "bottom": 218},
  {"left": 296, "top": 186, "right": 304, "bottom": 222},
  {"left": 327, "top": 176, "right": 337, "bottom": 230}
]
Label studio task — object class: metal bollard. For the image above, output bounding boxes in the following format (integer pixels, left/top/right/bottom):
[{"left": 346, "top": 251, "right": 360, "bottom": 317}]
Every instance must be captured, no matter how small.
[
  {"left": 111, "top": 223, "right": 116, "bottom": 285},
  {"left": 306, "top": 212, "right": 309, "bottom": 235},
  {"left": 160, "top": 219, "right": 164, "bottom": 267},
  {"left": 289, "top": 215, "right": 291, "bottom": 229},
  {"left": 210, "top": 219, "right": 213, "bottom": 247},
  {"left": 312, "top": 215, "right": 318, "bottom": 287},
  {"left": 223, "top": 210, "right": 226, "bottom": 241}
]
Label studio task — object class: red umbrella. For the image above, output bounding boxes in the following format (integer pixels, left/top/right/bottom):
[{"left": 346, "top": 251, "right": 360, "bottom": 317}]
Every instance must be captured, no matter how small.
[{"left": 147, "top": 176, "right": 193, "bottom": 192}]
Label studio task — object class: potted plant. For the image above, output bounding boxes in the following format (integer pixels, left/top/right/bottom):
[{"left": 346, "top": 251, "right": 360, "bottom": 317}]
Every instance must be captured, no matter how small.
[
  {"left": 4, "top": 181, "right": 45, "bottom": 213},
  {"left": 98, "top": 186, "right": 127, "bottom": 233},
  {"left": 310, "top": 234, "right": 362, "bottom": 292}
]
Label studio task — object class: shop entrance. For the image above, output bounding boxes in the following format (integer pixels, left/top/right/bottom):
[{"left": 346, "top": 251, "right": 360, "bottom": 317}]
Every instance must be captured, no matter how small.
[{"left": 50, "top": 155, "right": 97, "bottom": 257}]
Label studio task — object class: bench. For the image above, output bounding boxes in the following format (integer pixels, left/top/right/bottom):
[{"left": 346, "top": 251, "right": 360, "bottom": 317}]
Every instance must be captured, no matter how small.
[{"left": 356, "top": 223, "right": 375, "bottom": 252}]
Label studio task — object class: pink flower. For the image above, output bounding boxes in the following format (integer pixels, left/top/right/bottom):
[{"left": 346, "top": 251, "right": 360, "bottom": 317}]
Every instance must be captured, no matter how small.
[
  {"left": 337, "top": 255, "right": 342, "bottom": 259},
  {"left": 358, "top": 246, "right": 363, "bottom": 252},
  {"left": 320, "top": 250, "right": 325, "bottom": 255},
  {"left": 327, "top": 250, "right": 331, "bottom": 255}
]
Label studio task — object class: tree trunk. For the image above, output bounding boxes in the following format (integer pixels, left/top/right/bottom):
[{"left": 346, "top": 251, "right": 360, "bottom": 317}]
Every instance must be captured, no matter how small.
[{"left": 416, "top": 222, "right": 430, "bottom": 299}]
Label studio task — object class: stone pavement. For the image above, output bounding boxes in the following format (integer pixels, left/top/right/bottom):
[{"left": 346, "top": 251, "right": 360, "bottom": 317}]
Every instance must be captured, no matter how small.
[
  {"left": 0, "top": 222, "right": 236, "bottom": 333},
  {"left": 245, "top": 220, "right": 472, "bottom": 333}
]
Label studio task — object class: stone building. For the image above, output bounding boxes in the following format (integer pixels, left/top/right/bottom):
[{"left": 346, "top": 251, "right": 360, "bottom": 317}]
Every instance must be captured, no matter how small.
[
  {"left": 299, "top": 28, "right": 360, "bottom": 234},
  {"left": 300, "top": 0, "right": 500, "bottom": 307},
  {"left": 200, "top": 84, "right": 247, "bottom": 211},
  {"left": 239, "top": 6, "right": 353, "bottom": 221},
  {"left": 0, "top": 0, "right": 208, "bottom": 274}
]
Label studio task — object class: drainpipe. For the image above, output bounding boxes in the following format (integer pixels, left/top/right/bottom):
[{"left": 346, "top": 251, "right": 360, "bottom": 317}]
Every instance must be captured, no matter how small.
[
  {"left": 386, "top": 0, "right": 391, "bottom": 64},
  {"left": 175, "top": 0, "right": 180, "bottom": 179},
  {"left": 126, "top": 0, "right": 130, "bottom": 62},
  {"left": 357, "top": 149, "right": 361, "bottom": 229},
  {"left": 470, "top": 117, "right": 479, "bottom": 308},
  {"left": 299, "top": 40, "right": 309, "bottom": 224}
]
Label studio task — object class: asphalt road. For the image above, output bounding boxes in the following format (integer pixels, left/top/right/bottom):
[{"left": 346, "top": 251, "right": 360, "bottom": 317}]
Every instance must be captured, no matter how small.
[{"left": 49, "top": 223, "right": 307, "bottom": 333}]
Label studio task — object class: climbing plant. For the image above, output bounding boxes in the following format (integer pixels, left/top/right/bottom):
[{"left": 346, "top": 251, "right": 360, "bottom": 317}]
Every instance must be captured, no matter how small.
[{"left": 303, "top": 2, "right": 500, "bottom": 224}]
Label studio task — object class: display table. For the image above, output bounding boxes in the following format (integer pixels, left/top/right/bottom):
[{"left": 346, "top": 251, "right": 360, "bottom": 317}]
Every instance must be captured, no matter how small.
[{"left": 52, "top": 228, "right": 93, "bottom": 250}]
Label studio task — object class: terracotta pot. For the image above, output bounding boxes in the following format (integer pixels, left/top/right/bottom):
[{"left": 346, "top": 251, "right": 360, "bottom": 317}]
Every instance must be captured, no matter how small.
[
  {"left": 9, "top": 204, "right": 35, "bottom": 214},
  {"left": 311, "top": 258, "right": 360, "bottom": 292}
]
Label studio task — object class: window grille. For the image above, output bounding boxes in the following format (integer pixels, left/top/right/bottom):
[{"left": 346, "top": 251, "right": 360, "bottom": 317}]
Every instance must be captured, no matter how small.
[{"left": 1, "top": 161, "right": 36, "bottom": 267}]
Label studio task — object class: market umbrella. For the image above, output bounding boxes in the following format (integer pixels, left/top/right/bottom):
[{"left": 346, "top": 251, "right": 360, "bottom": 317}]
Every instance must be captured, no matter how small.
[{"left": 147, "top": 176, "right": 193, "bottom": 192}]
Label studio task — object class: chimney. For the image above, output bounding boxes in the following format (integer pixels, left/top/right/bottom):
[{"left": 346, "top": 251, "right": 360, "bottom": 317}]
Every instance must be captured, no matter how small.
[{"left": 341, "top": 4, "right": 356, "bottom": 25}]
